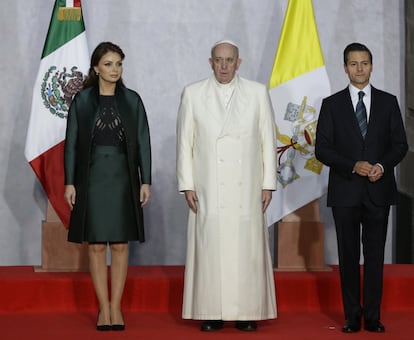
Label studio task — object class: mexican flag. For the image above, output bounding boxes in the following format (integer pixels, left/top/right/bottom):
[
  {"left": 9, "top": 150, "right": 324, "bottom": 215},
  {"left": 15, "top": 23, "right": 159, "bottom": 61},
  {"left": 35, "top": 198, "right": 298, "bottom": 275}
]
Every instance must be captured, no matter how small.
[
  {"left": 266, "top": 0, "right": 331, "bottom": 225},
  {"left": 25, "top": 0, "right": 89, "bottom": 227}
]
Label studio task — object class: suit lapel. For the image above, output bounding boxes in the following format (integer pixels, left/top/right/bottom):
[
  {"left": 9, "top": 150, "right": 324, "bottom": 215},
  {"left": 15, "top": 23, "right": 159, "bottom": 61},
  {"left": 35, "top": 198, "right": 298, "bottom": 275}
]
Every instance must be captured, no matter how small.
[
  {"left": 342, "top": 88, "right": 365, "bottom": 141},
  {"left": 365, "top": 86, "right": 380, "bottom": 142}
]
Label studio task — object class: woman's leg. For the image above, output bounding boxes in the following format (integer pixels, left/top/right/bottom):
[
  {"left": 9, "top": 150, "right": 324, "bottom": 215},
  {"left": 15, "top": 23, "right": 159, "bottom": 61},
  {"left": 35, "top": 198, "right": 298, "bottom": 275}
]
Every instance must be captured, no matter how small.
[
  {"left": 109, "top": 242, "right": 129, "bottom": 325},
  {"left": 88, "top": 243, "right": 110, "bottom": 326}
]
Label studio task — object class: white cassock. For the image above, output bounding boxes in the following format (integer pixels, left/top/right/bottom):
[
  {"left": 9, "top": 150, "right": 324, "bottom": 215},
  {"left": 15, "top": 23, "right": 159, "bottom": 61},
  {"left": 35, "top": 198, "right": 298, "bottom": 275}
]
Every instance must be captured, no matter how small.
[{"left": 176, "top": 75, "right": 277, "bottom": 321}]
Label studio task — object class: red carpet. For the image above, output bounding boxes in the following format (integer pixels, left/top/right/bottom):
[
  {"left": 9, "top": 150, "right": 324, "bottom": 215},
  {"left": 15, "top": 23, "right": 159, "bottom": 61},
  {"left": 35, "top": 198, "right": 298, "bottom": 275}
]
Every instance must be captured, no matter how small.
[
  {"left": 0, "top": 265, "right": 413, "bottom": 339},
  {"left": 1, "top": 311, "right": 414, "bottom": 340}
]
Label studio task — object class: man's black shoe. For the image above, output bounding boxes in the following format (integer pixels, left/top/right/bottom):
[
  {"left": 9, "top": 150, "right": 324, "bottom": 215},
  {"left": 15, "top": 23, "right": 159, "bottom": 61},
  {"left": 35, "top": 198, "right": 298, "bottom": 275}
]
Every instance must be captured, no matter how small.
[
  {"left": 235, "top": 321, "right": 257, "bottom": 331},
  {"left": 364, "top": 320, "right": 385, "bottom": 332},
  {"left": 200, "top": 320, "right": 223, "bottom": 331},
  {"left": 341, "top": 320, "right": 361, "bottom": 333}
]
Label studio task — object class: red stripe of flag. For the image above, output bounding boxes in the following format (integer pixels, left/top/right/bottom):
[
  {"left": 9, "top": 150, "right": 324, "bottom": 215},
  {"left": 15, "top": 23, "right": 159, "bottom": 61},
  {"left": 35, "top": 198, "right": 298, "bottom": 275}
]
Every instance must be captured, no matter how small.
[{"left": 29, "top": 141, "right": 71, "bottom": 227}]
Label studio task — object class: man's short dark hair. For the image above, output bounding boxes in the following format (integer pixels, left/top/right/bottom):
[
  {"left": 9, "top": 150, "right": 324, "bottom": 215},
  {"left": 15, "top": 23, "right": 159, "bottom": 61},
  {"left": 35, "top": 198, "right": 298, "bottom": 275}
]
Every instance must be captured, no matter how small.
[{"left": 343, "top": 42, "right": 373, "bottom": 65}]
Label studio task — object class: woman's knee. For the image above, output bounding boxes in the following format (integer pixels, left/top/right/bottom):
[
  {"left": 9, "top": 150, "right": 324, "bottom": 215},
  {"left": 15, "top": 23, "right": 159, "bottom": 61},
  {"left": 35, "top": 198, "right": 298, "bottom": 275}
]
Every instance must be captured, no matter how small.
[
  {"left": 110, "top": 242, "right": 128, "bottom": 254},
  {"left": 88, "top": 242, "right": 107, "bottom": 254}
]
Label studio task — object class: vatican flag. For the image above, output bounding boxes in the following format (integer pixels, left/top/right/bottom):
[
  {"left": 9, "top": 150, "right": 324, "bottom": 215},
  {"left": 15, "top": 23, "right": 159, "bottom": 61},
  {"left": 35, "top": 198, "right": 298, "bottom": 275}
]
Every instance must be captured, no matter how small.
[{"left": 266, "top": 0, "right": 331, "bottom": 225}]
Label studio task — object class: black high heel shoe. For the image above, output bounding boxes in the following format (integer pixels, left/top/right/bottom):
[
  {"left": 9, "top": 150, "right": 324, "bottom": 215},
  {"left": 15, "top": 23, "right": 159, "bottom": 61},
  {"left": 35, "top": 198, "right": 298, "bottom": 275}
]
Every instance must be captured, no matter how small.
[
  {"left": 96, "top": 311, "right": 111, "bottom": 331},
  {"left": 111, "top": 311, "right": 125, "bottom": 331},
  {"left": 111, "top": 324, "right": 125, "bottom": 331}
]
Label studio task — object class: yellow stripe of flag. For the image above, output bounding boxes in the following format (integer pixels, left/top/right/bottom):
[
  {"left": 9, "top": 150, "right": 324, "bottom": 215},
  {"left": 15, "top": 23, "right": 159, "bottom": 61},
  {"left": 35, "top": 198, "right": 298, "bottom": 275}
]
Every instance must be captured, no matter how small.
[{"left": 269, "top": 0, "right": 325, "bottom": 89}]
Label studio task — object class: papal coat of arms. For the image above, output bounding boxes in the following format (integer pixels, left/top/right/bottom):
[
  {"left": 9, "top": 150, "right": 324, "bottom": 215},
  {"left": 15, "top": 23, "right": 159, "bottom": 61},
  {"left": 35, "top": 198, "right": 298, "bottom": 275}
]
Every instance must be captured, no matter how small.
[
  {"left": 41, "top": 65, "right": 85, "bottom": 118},
  {"left": 277, "top": 96, "right": 323, "bottom": 188}
]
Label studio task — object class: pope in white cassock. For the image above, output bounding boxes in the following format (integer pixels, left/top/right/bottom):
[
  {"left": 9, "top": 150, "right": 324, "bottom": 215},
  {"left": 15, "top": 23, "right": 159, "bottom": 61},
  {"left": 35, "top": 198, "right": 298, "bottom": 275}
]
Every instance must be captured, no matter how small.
[{"left": 176, "top": 40, "right": 277, "bottom": 332}]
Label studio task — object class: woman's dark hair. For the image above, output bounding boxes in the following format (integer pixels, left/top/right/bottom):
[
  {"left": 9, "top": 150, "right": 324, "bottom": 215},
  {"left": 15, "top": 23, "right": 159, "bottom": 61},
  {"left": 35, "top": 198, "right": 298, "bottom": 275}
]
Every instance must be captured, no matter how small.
[
  {"left": 343, "top": 42, "right": 372, "bottom": 65},
  {"left": 83, "top": 41, "right": 125, "bottom": 88}
]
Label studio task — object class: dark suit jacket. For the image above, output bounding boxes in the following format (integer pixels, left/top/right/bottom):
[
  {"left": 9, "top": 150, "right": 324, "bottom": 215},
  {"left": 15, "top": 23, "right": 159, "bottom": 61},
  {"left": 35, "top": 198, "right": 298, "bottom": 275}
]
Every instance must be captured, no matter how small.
[
  {"left": 315, "top": 86, "right": 407, "bottom": 207},
  {"left": 64, "top": 85, "right": 151, "bottom": 243}
]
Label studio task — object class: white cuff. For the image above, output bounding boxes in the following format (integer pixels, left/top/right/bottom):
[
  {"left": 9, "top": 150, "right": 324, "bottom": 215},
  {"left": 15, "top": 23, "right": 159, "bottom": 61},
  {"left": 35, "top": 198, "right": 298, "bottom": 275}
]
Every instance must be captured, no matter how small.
[{"left": 375, "top": 163, "right": 384, "bottom": 173}]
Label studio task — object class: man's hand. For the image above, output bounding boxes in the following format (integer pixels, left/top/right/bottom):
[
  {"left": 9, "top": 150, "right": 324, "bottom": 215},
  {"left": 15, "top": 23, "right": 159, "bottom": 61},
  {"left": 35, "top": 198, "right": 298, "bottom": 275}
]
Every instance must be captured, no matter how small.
[
  {"left": 353, "top": 161, "right": 374, "bottom": 176},
  {"left": 184, "top": 190, "right": 198, "bottom": 213},
  {"left": 262, "top": 190, "right": 272, "bottom": 212},
  {"left": 368, "top": 164, "right": 383, "bottom": 182}
]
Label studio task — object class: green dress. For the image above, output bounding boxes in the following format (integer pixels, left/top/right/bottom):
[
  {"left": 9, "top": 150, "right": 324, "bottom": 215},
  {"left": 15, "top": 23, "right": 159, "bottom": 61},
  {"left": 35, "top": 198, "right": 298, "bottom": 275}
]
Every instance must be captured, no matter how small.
[{"left": 85, "top": 95, "right": 137, "bottom": 242}]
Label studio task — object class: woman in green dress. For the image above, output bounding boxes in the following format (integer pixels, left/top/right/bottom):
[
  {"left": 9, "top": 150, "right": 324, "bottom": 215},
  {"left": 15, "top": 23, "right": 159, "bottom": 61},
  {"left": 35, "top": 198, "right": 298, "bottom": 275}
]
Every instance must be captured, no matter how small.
[{"left": 64, "top": 42, "right": 151, "bottom": 331}]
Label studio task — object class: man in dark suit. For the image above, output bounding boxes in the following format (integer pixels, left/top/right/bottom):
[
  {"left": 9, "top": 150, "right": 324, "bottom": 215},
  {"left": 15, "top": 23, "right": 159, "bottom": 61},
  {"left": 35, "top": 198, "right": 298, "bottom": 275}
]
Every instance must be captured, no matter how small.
[{"left": 315, "top": 42, "right": 408, "bottom": 333}]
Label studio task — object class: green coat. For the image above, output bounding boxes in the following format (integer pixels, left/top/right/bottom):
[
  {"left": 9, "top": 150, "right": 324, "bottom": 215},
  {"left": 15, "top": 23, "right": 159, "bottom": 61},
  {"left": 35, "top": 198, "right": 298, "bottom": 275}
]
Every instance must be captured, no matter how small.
[{"left": 64, "top": 85, "right": 151, "bottom": 243}]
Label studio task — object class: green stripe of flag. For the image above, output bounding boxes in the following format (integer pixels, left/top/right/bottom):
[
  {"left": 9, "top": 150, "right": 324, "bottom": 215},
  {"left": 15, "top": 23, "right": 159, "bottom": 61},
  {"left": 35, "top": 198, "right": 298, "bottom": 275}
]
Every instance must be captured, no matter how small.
[{"left": 42, "top": 0, "right": 85, "bottom": 58}]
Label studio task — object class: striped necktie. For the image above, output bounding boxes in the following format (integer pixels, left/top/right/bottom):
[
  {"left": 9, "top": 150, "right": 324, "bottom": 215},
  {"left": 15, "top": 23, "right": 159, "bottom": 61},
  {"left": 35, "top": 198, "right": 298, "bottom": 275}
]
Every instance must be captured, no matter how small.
[{"left": 355, "top": 91, "right": 367, "bottom": 138}]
